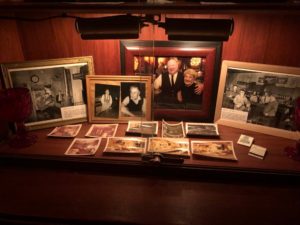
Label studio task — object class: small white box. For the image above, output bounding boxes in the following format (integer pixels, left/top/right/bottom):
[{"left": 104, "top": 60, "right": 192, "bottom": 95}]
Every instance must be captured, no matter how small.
[
  {"left": 248, "top": 144, "right": 267, "bottom": 159},
  {"left": 237, "top": 134, "right": 254, "bottom": 147}
]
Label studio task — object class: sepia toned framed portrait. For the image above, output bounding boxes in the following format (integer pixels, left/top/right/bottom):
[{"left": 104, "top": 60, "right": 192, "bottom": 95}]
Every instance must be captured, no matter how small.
[
  {"left": 120, "top": 40, "right": 222, "bottom": 122},
  {"left": 1, "top": 56, "right": 94, "bottom": 130},
  {"left": 214, "top": 60, "right": 300, "bottom": 140},
  {"left": 86, "top": 75, "right": 152, "bottom": 123},
  {"left": 103, "top": 137, "right": 147, "bottom": 155}
]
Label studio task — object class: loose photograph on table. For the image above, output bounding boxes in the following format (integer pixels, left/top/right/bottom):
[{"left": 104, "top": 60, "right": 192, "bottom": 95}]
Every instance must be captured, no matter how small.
[
  {"left": 162, "top": 120, "right": 185, "bottom": 138},
  {"left": 86, "top": 75, "right": 152, "bottom": 123},
  {"left": 120, "top": 40, "right": 222, "bottom": 121},
  {"left": 214, "top": 60, "right": 300, "bottom": 140},
  {"left": 191, "top": 140, "right": 237, "bottom": 161},
  {"left": 103, "top": 137, "right": 147, "bottom": 154},
  {"left": 48, "top": 124, "right": 82, "bottom": 138},
  {"left": 65, "top": 138, "right": 101, "bottom": 156},
  {"left": 147, "top": 137, "right": 190, "bottom": 157},
  {"left": 1, "top": 56, "right": 94, "bottom": 130},
  {"left": 85, "top": 124, "right": 118, "bottom": 138},
  {"left": 185, "top": 122, "right": 219, "bottom": 137},
  {"left": 126, "top": 120, "right": 158, "bottom": 136}
]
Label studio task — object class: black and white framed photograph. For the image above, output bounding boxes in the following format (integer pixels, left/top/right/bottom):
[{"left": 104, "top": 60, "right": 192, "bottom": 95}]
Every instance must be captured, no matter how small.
[
  {"left": 86, "top": 75, "right": 152, "bottom": 123},
  {"left": 1, "top": 56, "right": 94, "bottom": 130},
  {"left": 214, "top": 60, "right": 300, "bottom": 140}
]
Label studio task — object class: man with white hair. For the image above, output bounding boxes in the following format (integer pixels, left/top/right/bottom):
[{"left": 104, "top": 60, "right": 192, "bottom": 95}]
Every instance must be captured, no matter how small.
[{"left": 121, "top": 85, "right": 146, "bottom": 117}]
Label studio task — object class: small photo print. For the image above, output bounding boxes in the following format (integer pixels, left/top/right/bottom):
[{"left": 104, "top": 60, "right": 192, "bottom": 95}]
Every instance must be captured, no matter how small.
[
  {"left": 148, "top": 137, "right": 190, "bottom": 157},
  {"left": 126, "top": 120, "right": 158, "bottom": 136},
  {"left": 162, "top": 120, "right": 185, "bottom": 138},
  {"left": 186, "top": 122, "right": 219, "bottom": 137},
  {"left": 48, "top": 124, "right": 82, "bottom": 138},
  {"left": 248, "top": 144, "right": 267, "bottom": 160},
  {"left": 237, "top": 134, "right": 254, "bottom": 147},
  {"left": 85, "top": 124, "right": 118, "bottom": 138},
  {"left": 191, "top": 140, "right": 237, "bottom": 161},
  {"left": 65, "top": 138, "right": 101, "bottom": 155},
  {"left": 104, "top": 137, "right": 147, "bottom": 154}
]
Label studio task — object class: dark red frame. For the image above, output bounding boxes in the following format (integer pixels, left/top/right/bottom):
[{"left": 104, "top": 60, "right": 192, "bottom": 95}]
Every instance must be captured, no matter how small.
[{"left": 120, "top": 40, "right": 222, "bottom": 122}]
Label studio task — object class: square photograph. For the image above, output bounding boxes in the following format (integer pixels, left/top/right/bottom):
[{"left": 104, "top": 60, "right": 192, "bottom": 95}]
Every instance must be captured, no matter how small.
[
  {"left": 85, "top": 124, "right": 118, "bottom": 138},
  {"left": 186, "top": 122, "right": 219, "bottom": 137},
  {"left": 64, "top": 138, "right": 101, "bottom": 156},
  {"left": 191, "top": 140, "right": 237, "bottom": 161},
  {"left": 48, "top": 124, "right": 82, "bottom": 138},
  {"left": 103, "top": 137, "right": 147, "bottom": 154},
  {"left": 126, "top": 120, "right": 158, "bottom": 136},
  {"left": 237, "top": 134, "right": 254, "bottom": 147},
  {"left": 162, "top": 120, "right": 185, "bottom": 138}
]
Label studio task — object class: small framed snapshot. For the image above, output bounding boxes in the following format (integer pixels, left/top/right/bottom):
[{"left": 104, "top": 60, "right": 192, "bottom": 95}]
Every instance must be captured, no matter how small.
[
  {"left": 47, "top": 124, "right": 82, "bottom": 138},
  {"left": 214, "top": 60, "right": 300, "bottom": 140},
  {"left": 148, "top": 137, "right": 190, "bottom": 158},
  {"left": 162, "top": 120, "right": 185, "bottom": 138},
  {"left": 85, "top": 124, "right": 118, "bottom": 138},
  {"left": 185, "top": 122, "right": 219, "bottom": 138},
  {"left": 191, "top": 140, "right": 237, "bottom": 161},
  {"left": 248, "top": 144, "right": 267, "bottom": 159},
  {"left": 1, "top": 56, "right": 94, "bottom": 130},
  {"left": 86, "top": 75, "right": 152, "bottom": 123},
  {"left": 64, "top": 138, "right": 101, "bottom": 156},
  {"left": 126, "top": 120, "right": 158, "bottom": 136},
  {"left": 103, "top": 137, "right": 147, "bottom": 155},
  {"left": 237, "top": 134, "right": 254, "bottom": 147}
]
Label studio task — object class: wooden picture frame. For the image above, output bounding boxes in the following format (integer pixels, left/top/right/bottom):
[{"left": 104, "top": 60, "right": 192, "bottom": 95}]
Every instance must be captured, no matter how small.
[
  {"left": 120, "top": 40, "right": 222, "bottom": 122},
  {"left": 1, "top": 56, "right": 94, "bottom": 130},
  {"left": 214, "top": 60, "right": 300, "bottom": 140},
  {"left": 86, "top": 75, "right": 152, "bottom": 123}
]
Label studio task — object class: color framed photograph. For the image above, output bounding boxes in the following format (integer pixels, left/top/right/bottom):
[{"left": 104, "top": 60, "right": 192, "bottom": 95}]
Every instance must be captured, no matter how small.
[
  {"left": 103, "top": 137, "right": 147, "bottom": 155},
  {"left": 47, "top": 124, "right": 82, "bottom": 138},
  {"left": 120, "top": 40, "right": 222, "bottom": 122},
  {"left": 185, "top": 122, "right": 219, "bottom": 137},
  {"left": 214, "top": 60, "right": 300, "bottom": 140},
  {"left": 126, "top": 120, "right": 158, "bottom": 136},
  {"left": 64, "top": 138, "right": 101, "bottom": 156},
  {"left": 191, "top": 140, "right": 237, "bottom": 161},
  {"left": 162, "top": 120, "right": 185, "bottom": 138},
  {"left": 1, "top": 56, "right": 94, "bottom": 130},
  {"left": 147, "top": 137, "right": 190, "bottom": 158},
  {"left": 85, "top": 124, "right": 118, "bottom": 138},
  {"left": 86, "top": 75, "right": 152, "bottom": 123}
]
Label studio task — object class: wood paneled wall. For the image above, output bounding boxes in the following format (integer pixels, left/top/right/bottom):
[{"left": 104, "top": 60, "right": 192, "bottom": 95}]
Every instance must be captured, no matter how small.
[{"left": 1, "top": 13, "right": 300, "bottom": 75}]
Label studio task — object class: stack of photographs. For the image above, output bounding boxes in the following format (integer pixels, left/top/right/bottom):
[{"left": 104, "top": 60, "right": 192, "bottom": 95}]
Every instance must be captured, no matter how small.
[
  {"left": 103, "top": 137, "right": 147, "bottom": 155},
  {"left": 48, "top": 124, "right": 82, "bottom": 138},
  {"left": 162, "top": 120, "right": 185, "bottom": 138},
  {"left": 65, "top": 138, "right": 101, "bottom": 156},
  {"left": 85, "top": 124, "right": 118, "bottom": 138},
  {"left": 126, "top": 121, "right": 158, "bottom": 137},
  {"left": 185, "top": 122, "right": 219, "bottom": 138},
  {"left": 147, "top": 137, "right": 190, "bottom": 158},
  {"left": 191, "top": 140, "right": 237, "bottom": 161}
]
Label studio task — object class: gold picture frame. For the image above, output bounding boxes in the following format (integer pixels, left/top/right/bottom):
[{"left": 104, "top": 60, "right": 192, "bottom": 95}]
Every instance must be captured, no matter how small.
[
  {"left": 86, "top": 75, "right": 152, "bottom": 123},
  {"left": 1, "top": 56, "right": 94, "bottom": 130},
  {"left": 214, "top": 60, "right": 300, "bottom": 140}
]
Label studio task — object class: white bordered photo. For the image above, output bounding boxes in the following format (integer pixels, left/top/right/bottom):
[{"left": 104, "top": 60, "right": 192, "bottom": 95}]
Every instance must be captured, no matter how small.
[
  {"left": 248, "top": 144, "right": 267, "bottom": 159},
  {"left": 191, "top": 140, "right": 237, "bottom": 161},
  {"left": 147, "top": 137, "right": 190, "bottom": 158},
  {"left": 64, "top": 138, "right": 101, "bottom": 156},
  {"left": 185, "top": 122, "right": 219, "bottom": 137},
  {"left": 47, "top": 124, "right": 82, "bottom": 138},
  {"left": 126, "top": 120, "right": 158, "bottom": 136},
  {"left": 162, "top": 120, "right": 185, "bottom": 138},
  {"left": 103, "top": 137, "right": 147, "bottom": 154},
  {"left": 85, "top": 124, "right": 118, "bottom": 138},
  {"left": 237, "top": 134, "right": 254, "bottom": 147}
]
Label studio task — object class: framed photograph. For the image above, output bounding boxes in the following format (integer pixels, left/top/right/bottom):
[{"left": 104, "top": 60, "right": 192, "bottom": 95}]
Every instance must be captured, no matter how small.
[
  {"left": 162, "top": 120, "right": 185, "bottom": 138},
  {"left": 86, "top": 75, "right": 152, "bottom": 123},
  {"left": 85, "top": 124, "right": 118, "bottom": 138},
  {"left": 120, "top": 40, "right": 222, "bottom": 122},
  {"left": 103, "top": 137, "right": 147, "bottom": 155},
  {"left": 126, "top": 120, "right": 158, "bottom": 136},
  {"left": 214, "top": 60, "right": 300, "bottom": 140},
  {"left": 147, "top": 137, "right": 190, "bottom": 158},
  {"left": 64, "top": 138, "right": 101, "bottom": 156},
  {"left": 185, "top": 122, "right": 219, "bottom": 138},
  {"left": 47, "top": 124, "right": 82, "bottom": 138},
  {"left": 1, "top": 56, "right": 94, "bottom": 130},
  {"left": 191, "top": 140, "right": 237, "bottom": 161}
]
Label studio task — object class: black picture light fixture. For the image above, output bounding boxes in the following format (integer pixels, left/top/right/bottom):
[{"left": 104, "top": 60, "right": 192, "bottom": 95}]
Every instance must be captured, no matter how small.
[{"left": 75, "top": 14, "right": 234, "bottom": 41}]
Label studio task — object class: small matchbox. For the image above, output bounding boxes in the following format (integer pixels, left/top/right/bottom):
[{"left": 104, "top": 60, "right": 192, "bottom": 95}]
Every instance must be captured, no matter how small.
[{"left": 248, "top": 144, "right": 267, "bottom": 159}]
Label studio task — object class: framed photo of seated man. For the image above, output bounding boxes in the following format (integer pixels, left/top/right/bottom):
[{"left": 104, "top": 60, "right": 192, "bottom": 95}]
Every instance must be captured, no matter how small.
[
  {"left": 86, "top": 75, "right": 152, "bottom": 123},
  {"left": 120, "top": 40, "right": 222, "bottom": 122}
]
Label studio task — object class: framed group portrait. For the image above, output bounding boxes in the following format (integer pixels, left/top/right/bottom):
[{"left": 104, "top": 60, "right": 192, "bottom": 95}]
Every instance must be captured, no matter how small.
[
  {"left": 120, "top": 40, "right": 222, "bottom": 122},
  {"left": 1, "top": 56, "right": 94, "bottom": 130},
  {"left": 214, "top": 60, "right": 300, "bottom": 140},
  {"left": 86, "top": 75, "right": 152, "bottom": 123}
]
